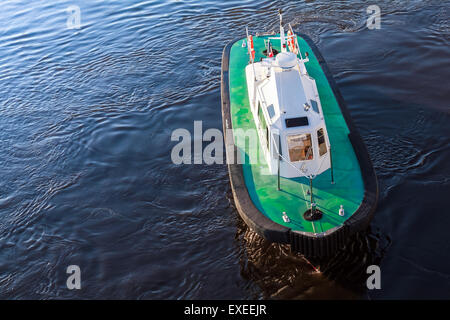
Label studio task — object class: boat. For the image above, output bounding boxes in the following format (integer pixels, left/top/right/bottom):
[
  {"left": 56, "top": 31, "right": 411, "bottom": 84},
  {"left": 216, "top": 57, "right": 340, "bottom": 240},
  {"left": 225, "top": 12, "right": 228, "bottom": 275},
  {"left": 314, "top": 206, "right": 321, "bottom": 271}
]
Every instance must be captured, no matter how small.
[{"left": 220, "top": 11, "right": 378, "bottom": 258}]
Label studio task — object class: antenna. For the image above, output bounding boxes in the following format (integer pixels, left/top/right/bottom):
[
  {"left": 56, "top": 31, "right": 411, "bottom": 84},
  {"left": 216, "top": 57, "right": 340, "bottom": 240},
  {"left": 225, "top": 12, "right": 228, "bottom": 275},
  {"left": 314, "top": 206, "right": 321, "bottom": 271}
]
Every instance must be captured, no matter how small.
[{"left": 278, "top": 9, "right": 286, "bottom": 52}]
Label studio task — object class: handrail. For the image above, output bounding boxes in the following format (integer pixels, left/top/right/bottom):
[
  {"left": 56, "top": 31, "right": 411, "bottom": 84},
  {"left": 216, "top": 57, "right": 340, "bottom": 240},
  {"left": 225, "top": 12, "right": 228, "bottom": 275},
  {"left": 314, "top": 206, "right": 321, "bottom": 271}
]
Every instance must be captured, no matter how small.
[
  {"left": 270, "top": 131, "right": 312, "bottom": 179},
  {"left": 270, "top": 132, "right": 313, "bottom": 208}
]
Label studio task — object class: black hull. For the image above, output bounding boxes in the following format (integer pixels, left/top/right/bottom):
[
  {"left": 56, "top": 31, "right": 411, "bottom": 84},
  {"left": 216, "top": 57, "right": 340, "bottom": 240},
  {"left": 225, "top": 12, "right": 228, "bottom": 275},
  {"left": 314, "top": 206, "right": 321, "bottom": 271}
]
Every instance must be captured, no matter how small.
[{"left": 220, "top": 34, "right": 378, "bottom": 258}]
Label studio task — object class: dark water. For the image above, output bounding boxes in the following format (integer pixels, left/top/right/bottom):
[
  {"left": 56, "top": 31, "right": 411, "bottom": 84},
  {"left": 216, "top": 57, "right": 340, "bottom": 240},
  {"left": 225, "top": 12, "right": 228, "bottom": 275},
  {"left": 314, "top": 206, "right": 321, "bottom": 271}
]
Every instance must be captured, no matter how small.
[{"left": 0, "top": 0, "right": 448, "bottom": 299}]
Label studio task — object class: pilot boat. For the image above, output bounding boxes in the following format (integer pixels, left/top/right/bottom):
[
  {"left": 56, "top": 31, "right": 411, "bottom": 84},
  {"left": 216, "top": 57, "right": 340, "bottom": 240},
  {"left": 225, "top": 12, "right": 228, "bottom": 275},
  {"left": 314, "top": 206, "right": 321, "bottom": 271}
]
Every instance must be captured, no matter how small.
[{"left": 221, "top": 12, "right": 378, "bottom": 257}]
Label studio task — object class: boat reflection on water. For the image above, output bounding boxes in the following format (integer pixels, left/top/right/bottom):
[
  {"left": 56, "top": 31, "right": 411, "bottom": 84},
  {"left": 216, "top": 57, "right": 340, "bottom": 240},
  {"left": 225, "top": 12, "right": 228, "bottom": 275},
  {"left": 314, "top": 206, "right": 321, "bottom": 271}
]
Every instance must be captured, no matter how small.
[{"left": 234, "top": 217, "right": 390, "bottom": 299}]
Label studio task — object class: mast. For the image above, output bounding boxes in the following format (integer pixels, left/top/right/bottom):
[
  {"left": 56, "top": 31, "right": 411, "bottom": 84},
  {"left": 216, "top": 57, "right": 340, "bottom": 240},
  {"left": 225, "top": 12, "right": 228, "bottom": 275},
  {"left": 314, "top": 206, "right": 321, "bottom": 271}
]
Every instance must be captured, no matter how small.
[{"left": 278, "top": 9, "right": 287, "bottom": 53}]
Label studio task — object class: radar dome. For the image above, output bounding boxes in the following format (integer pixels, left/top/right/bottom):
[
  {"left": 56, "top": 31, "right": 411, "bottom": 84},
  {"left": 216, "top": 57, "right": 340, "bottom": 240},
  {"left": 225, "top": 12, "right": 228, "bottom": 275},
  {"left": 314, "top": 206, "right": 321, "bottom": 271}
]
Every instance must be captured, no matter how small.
[{"left": 276, "top": 52, "right": 297, "bottom": 69}]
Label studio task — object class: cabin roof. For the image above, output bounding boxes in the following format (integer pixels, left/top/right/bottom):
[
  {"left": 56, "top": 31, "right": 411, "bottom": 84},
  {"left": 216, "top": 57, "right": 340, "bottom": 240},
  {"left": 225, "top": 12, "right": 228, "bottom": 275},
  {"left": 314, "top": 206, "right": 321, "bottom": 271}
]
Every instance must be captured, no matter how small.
[{"left": 259, "top": 62, "right": 323, "bottom": 132}]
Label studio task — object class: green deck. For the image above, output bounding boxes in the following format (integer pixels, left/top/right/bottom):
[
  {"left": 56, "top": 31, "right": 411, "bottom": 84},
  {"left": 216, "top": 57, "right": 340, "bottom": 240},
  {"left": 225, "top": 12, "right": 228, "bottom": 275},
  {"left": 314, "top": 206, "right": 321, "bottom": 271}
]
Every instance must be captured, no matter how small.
[{"left": 228, "top": 35, "right": 364, "bottom": 234}]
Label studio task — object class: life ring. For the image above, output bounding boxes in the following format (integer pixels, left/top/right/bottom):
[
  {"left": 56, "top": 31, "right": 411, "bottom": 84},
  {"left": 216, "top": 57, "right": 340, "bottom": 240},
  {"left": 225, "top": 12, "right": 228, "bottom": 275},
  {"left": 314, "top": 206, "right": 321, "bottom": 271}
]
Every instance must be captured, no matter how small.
[
  {"left": 287, "top": 30, "right": 297, "bottom": 54},
  {"left": 248, "top": 35, "right": 255, "bottom": 61}
]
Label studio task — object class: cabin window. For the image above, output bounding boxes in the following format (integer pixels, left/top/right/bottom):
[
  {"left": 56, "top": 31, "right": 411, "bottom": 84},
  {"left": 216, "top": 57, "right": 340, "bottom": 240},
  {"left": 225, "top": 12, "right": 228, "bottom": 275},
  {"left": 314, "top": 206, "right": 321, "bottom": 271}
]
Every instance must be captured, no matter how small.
[
  {"left": 287, "top": 134, "right": 313, "bottom": 162},
  {"left": 258, "top": 103, "right": 269, "bottom": 149},
  {"left": 266, "top": 104, "right": 275, "bottom": 119},
  {"left": 310, "top": 99, "right": 319, "bottom": 113},
  {"left": 317, "top": 128, "right": 327, "bottom": 156}
]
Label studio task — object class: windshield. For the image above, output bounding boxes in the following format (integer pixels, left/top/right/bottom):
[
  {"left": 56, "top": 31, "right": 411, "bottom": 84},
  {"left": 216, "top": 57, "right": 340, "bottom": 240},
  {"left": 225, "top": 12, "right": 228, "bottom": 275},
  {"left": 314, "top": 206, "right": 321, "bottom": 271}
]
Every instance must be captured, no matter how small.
[{"left": 287, "top": 134, "right": 313, "bottom": 162}]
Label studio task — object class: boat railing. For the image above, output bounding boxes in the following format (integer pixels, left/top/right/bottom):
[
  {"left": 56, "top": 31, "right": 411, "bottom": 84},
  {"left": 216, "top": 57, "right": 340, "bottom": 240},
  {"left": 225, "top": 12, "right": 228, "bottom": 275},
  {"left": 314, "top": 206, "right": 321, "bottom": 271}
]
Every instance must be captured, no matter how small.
[
  {"left": 270, "top": 132, "right": 316, "bottom": 210},
  {"left": 287, "top": 24, "right": 310, "bottom": 65},
  {"left": 269, "top": 131, "right": 312, "bottom": 179}
]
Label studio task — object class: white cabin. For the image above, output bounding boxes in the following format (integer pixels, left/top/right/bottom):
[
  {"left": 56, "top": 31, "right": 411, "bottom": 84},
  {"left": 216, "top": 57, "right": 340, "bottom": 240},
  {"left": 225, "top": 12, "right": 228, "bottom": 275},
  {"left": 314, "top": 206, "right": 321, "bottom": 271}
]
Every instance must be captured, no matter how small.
[{"left": 245, "top": 32, "right": 331, "bottom": 178}]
